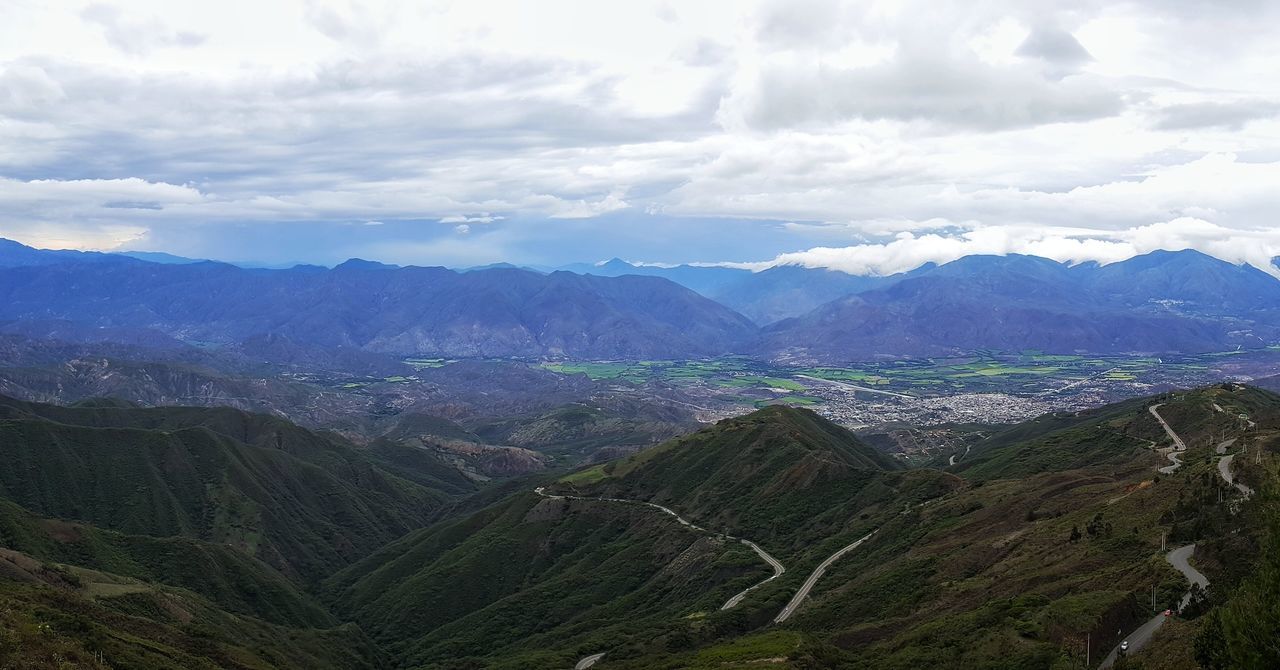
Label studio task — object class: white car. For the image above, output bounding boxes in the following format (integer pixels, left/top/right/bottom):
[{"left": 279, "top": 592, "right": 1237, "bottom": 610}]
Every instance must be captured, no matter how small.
[{"left": 1120, "top": 640, "right": 1130, "bottom": 653}]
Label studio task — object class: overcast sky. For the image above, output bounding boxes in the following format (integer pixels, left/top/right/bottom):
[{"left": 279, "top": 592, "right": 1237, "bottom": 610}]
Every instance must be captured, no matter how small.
[{"left": 3, "top": 0, "right": 1280, "bottom": 272}]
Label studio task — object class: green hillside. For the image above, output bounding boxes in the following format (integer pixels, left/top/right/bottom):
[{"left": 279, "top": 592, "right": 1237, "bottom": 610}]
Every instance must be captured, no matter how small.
[
  {"left": 0, "top": 498, "right": 331, "bottom": 627},
  {"left": 0, "top": 395, "right": 467, "bottom": 582},
  {"left": 559, "top": 406, "right": 951, "bottom": 561},
  {"left": 2, "top": 386, "right": 1277, "bottom": 669},
  {"left": 327, "top": 491, "right": 770, "bottom": 668},
  {"left": 600, "top": 385, "right": 1280, "bottom": 669},
  {"left": 0, "top": 550, "right": 382, "bottom": 670},
  {"left": 960, "top": 384, "right": 1280, "bottom": 480}
]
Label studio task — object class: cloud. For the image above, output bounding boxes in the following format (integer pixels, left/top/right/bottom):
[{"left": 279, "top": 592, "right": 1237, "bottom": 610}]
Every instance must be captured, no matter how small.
[
  {"left": 1015, "top": 25, "right": 1094, "bottom": 77},
  {"left": 745, "top": 219, "right": 1280, "bottom": 277},
  {"left": 439, "top": 214, "right": 504, "bottom": 224},
  {"left": 0, "top": 0, "right": 1278, "bottom": 268},
  {"left": 1154, "top": 100, "right": 1280, "bottom": 130},
  {"left": 80, "top": 4, "right": 207, "bottom": 56},
  {"left": 720, "top": 44, "right": 1123, "bottom": 131}
]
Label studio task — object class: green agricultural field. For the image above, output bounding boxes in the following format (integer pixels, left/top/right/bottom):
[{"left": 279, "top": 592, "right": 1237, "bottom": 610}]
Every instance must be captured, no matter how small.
[
  {"left": 403, "top": 357, "right": 455, "bottom": 369},
  {"left": 762, "top": 395, "right": 823, "bottom": 407},
  {"left": 533, "top": 349, "right": 1280, "bottom": 407},
  {"left": 540, "top": 361, "right": 648, "bottom": 381}
]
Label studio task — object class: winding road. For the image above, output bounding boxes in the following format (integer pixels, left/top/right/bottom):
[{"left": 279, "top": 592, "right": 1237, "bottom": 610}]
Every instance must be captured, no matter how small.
[
  {"left": 1148, "top": 404, "right": 1186, "bottom": 450},
  {"left": 773, "top": 530, "right": 877, "bottom": 624},
  {"left": 534, "top": 487, "right": 708, "bottom": 531},
  {"left": 535, "top": 486, "right": 789, "bottom": 669},
  {"left": 721, "top": 540, "right": 786, "bottom": 610},
  {"left": 1215, "top": 438, "right": 1256, "bottom": 498},
  {"left": 1102, "top": 403, "right": 1251, "bottom": 668},
  {"left": 1099, "top": 544, "right": 1209, "bottom": 669},
  {"left": 535, "top": 485, "right": 881, "bottom": 667},
  {"left": 1157, "top": 448, "right": 1184, "bottom": 475},
  {"left": 1149, "top": 404, "right": 1187, "bottom": 473}
]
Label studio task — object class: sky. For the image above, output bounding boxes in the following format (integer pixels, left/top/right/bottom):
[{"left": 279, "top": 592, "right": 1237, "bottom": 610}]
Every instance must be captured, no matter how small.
[{"left": 2, "top": 0, "right": 1280, "bottom": 273}]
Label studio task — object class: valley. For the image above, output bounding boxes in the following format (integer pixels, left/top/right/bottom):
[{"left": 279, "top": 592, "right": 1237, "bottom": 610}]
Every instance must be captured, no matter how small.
[
  {"left": 1, "top": 353, "right": 1277, "bottom": 669},
  {"left": 9, "top": 4, "right": 1280, "bottom": 668},
  {"left": 1, "top": 241, "right": 1280, "bottom": 669}
]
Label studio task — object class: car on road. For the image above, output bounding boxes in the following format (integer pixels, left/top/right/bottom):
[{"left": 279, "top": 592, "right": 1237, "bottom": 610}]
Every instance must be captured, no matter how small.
[
  {"left": 1120, "top": 640, "right": 1130, "bottom": 653},
  {"left": 1163, "top": 609, "right": 1173, "bottom": 617}
]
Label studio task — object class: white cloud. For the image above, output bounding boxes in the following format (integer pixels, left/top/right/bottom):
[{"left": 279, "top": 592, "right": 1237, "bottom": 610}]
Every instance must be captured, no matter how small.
[
  {"left": 0, "top": 1, "right": 1278, "bottom": 268},
  {"left": 744, "top": 219, "right": 1280, "bottom": 278},
  {"left": 80, "top": 4, "right": 207, "bottom": 56},
  {"left": 439, "top": 214, "right": 504, "bottom": 224}
]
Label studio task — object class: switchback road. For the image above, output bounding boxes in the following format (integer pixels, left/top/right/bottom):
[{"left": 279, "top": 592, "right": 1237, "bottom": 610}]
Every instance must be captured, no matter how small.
[
  {"left": 1148, "top": 404, "right": 1186, "bottom": 450},
  {"left": 1149, "top": 404, "right": 1187, "bottom": 474},
  {"left": 1099, "top": 545, "right": 1207, "bottom": 669},
  {"left": 534, "top": 487, "right": 787, "bottom": 669},
  {"left": 1216, "top": 440, "right": 1255, "bottom": 498},
  {"left": 773, "top": 530, "right": 876, "bottom": 624},
  {"left": 721, "top": 540, "right": 786, "bottom": 610}
]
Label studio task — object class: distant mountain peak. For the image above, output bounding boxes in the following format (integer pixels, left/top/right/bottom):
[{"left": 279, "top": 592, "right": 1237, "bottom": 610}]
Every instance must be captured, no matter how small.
[
  {"left": 334, "top": 258, "right": 400, "bottom": 270},
  {"left": 596, "top": 257, "right": 636, "bottom": 270}
]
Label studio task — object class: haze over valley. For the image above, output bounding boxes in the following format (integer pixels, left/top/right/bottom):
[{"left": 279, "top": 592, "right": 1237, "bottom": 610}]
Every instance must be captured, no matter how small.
[{"left": 3, "top": 1, "right": 1280, "bottom": 669}]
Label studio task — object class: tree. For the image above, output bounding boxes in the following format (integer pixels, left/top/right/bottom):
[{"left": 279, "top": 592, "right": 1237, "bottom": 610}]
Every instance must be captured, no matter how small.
[
  {"left": 1195, "top": 609, "right": 1229, "bottom": 670},
  {"left": 1213, "top": 501, "right": 1280, "bottom": 668},
  {"left": 1182, "top": 583, "right": 1211, "bottom": 619},
  {"left": 1069, "top": 525, "right": 1082, "bottom": 543}
]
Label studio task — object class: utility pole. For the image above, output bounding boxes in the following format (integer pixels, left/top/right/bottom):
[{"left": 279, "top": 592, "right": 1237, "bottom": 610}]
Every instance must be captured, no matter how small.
[
  {"left": 1086, "top": 632, "right": 1090, "bottom": 668},
  {"left": 1152, "top": 584, "right": 1156, "bottom": 611}
]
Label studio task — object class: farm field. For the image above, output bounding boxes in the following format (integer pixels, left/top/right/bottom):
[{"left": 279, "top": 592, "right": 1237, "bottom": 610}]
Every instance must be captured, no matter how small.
[{"left": 536, "top": 350, "right": 1280, "bottom": 400}]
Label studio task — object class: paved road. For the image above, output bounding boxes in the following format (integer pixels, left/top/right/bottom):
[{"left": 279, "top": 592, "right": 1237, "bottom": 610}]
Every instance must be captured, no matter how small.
[
  {"left": 948, "top": 444, "right": 971, "bottom": 467},
  {"left": 721, "top": 540, "right": 786, "bottom": 610},
  {"left": 1167, "top": 544, "right": 1209, "bottom": 602},
  {"left": 773, "top": 530, "right": 876, "bottom": 624},
  {"left": 1039, "top": 367, "right": 1122, "bottom": 397},
  {"left": 1157, "top": 448, "right": 1183, "bottom": 475},
  {"left": 537, "top": 486, "right": 787, "bottom": 666},
  {"left": 1210, "top": 437, "right": 1256, "bottom": 497},
  {"left": 1099, "top": 545, "right": 1207, "bottom": 669},
  {"left": 535, "top": 487, "right": 708, "bottom": 531},
  {"left": 1149, "top": 404, "right": 1188, "bottom": 474},
  {"left": 796, "top": 375, "right": 914, "bottom": 399},
  {"left": 1218, "top": 453, "right": 1256, "bottom": 497},
  {"left": 1148, "top": 404, "right": 1186, "bottom": 450}
]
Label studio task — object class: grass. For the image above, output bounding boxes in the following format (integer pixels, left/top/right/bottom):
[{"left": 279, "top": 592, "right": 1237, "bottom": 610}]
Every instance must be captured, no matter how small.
[
  {"left": 561, "top": 464, "right": 607, "bottom": 485},
  {"left": 403, "top": 358, "right": 454, "bottom": 369},
  {"left": 531, "top": 351, "right": 1280, "bottom": 406}
]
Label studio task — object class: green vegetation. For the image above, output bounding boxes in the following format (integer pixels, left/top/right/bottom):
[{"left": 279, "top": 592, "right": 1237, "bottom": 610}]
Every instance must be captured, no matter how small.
[
  {"left": 470, "top": 402, "right": 691, "bottom": 465},
  {"left": 0, "top": 397, "right": 458, "bottom": 583},
  {"left": 402, "top": 357, "right": 455, "bottom": 369},
  {"left": 0, "top": 568, "right": 382, "bottom": 669},
  {"left": 0, "top": 499, "right": 331, "bottom": 627},
  {"left": 2, "top": 384, "right": 1277, "bottom": 669},
  {"left": 531, "top": 351, "right": 1280, "bottom": 410},
  {"left": 560, "top": 464, "right": 608, "bottom": 485},
  {"left": 326, "top": 492, "right": 768, "bottom": 668}
]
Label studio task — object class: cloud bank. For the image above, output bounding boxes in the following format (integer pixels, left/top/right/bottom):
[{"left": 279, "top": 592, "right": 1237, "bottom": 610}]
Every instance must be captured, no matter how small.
[{"left": 0, "top": 0, "right": 1278, "bottom": 269}]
